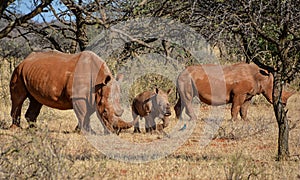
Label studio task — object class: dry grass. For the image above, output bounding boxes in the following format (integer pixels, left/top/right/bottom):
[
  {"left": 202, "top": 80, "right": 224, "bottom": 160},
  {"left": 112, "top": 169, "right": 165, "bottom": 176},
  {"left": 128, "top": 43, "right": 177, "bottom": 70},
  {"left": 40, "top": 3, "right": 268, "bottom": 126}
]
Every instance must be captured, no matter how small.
[
  {"left": 0, "top": 92, "right": 299, "bottom": 179},
  {"left": 0, "top": 60, "right": 299, "bottom": 179}
]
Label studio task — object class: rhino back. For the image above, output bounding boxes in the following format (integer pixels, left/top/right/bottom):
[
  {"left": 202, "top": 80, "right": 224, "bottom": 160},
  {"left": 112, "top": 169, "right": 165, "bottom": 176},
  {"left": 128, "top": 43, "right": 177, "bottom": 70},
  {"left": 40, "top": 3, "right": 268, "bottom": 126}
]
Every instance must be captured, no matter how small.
[
  {"left": 20, "top": 51, "right": 79, "bottom": 109},
  {"left": 190, "top": 63, "right": 258, "bottom": 89},
  {"left": 185, "top": 63, "right": 259, "bottom": 105}
]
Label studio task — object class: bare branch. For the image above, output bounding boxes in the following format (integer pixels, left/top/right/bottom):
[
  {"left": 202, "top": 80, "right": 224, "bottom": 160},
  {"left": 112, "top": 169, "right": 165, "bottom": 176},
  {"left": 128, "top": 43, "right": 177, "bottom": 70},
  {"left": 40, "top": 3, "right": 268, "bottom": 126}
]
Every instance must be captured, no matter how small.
[
  {"left": 0, "top": 0, "right": 15, "bottom": 17},
  {"left": 0, "top": 0, "right": 53, "bottom": 39},
  {"left": 111, "top": 27, "right": 152, "bottom": 49},
  {"left": 248, "top": 14, "right": 278, "bottom": 47}
]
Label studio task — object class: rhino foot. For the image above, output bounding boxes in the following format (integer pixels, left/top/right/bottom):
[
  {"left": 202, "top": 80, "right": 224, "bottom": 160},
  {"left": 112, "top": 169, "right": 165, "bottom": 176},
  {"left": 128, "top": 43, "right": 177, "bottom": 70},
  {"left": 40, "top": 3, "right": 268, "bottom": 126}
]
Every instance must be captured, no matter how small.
[
  {"left": 156, "top": 124, "right": 164, "bottom": 131},
  {"left": 28, "top": 122, "right": 37, "bottom": 129},
  {"left": 74, "top": 125, "right": 81, "bottom": 133},
  {"left": 145, "top": 125, "right": 156, "bottom": 133},
  {"left": 133, "top": 127, "right": 141, "bottom": 133},
  {"left": 9, "top": 124, "right": 22, "bottom": 130},
  {"left": 86, "top": 129, "right": 96, "bottom": 135},
  {"left": 230, "top": 117, "right": 238, "bottom": 122},
  {"left": 114, "top": 128, "right": 121, "bottom": 135},
  {"left": 73, "top": 125, "right": 96, "bottom": 135},
  {"left": 242, "top": 117, "right": 249, "bottom": 121}
]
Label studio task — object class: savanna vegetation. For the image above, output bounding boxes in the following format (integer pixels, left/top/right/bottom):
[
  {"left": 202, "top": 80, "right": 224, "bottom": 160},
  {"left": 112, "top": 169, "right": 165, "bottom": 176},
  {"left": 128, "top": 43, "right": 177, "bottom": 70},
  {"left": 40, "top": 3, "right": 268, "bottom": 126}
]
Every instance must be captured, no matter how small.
[{"left": 0, "top": 0, "right": 299, "bottom": 179}]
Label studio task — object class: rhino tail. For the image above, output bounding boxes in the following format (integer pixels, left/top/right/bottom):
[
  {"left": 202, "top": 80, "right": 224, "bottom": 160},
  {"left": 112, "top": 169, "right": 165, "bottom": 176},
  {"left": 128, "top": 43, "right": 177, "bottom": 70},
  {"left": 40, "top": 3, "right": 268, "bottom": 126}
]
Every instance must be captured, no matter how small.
[{"left": 174, "top": 96, "right": 181, "bottom": 119}]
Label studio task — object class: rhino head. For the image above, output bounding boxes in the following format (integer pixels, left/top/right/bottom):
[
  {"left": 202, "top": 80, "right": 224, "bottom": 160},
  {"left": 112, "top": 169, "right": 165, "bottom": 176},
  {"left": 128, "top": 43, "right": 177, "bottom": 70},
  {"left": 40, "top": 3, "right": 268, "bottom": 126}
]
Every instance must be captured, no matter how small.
[
  {"left": 256, "top": 69, "right": 294, "bottom": 105},
  {"left": 153, "top": 88, "right": 172, "bottom": 128},
  {"left": 95, "top": 74, "right": 136, "bottom": 134}
]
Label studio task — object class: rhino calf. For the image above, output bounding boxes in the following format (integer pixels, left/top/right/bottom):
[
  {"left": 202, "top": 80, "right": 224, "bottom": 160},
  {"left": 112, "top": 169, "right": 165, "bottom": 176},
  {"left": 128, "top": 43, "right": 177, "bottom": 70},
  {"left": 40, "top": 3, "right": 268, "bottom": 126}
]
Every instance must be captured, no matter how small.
[{"left": 132, "top": 88, "right": 172, "bottom": 133}]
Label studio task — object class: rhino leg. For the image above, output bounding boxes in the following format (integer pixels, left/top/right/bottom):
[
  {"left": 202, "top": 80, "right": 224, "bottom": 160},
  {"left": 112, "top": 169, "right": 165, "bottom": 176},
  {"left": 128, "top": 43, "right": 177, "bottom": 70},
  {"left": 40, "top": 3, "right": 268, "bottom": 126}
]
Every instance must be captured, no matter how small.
[
  {"left": 183, "top": 100, "right": 197, "bottom": 121},
  {"left": 240, "top": 100, "right": 250, "bottom": 121},
  {"left": 145, "top": 116, "right": 156, "bottom": 133},
  {"left": 179, "top": 90, "right": 197, "bottom": 121},
  {"left": 10, "top": 96, "right": 27, "bottom": 128},
  {"left": 133, "top": 127, "right": 141, "bottom": 133},
  {"left": 133, "top": 119, "right": 141, "bottom": 133},
  {"left": 175, "top": 97, "right": 196, "bottom": 121},
  {"left": 25, "top": 96, "right": 43, "bottom": 128},
  {"left": 177, "top": 76, "right": 197, "bottom": 121},
  {"left": 73, "top": 99, "right": 95, "bottom": 134},
  {"left": 10, "top": 78, "right": 28, "bottom": 128},
  {"left": 231, "top": 95, "right": 246, "bottom": 121},
  {"left": 132, "top": 112, "right": 141, "bottom": 133}
]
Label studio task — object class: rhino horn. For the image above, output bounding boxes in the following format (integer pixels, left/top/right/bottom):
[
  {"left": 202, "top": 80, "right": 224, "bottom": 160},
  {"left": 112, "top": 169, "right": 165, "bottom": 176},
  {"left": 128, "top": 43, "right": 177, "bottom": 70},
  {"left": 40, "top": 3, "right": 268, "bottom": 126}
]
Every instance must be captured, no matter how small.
[{"left": 113, "top": 116, "right": 139, "bottom": 135}]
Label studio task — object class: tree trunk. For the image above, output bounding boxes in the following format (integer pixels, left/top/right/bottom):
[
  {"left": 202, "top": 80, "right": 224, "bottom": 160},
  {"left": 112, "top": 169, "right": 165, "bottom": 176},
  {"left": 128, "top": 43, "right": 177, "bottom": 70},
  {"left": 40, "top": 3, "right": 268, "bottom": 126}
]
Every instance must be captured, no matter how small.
[
  {"left": 273, "top": 71, "right": 289, "bottom": 161},
  {"left": 76, "top": 11, "right": 88, "bottom": 52}
]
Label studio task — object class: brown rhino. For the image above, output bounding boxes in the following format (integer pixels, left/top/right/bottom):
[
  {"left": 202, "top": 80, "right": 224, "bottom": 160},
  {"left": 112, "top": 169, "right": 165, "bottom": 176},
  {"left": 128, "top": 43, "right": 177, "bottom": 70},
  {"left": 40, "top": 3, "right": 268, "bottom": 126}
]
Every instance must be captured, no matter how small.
[
  {"left": 132, "top": 88, "right": 172, "bottom": 133},
  {"left": 174, "top": 63, "right": 294, "bottom": 121},
  {"left": 9, "top": 50, "right": 135, "bottom": 134}
]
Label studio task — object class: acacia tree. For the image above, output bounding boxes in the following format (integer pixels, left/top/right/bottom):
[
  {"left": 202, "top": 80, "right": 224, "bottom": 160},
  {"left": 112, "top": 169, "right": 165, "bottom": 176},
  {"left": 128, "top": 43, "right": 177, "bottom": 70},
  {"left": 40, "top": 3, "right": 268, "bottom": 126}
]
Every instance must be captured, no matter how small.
[
  {"left": 43, "top": 0, "right": 147, "bottom": 52},
  {"left": 0, "top": 0, "right": 141, "bottom": 53},
  {"left": 0, "top": 0, "right": 53, "bottom": 39},
  {"left": 244, "top": 0, "right": 299, "bottom": 161},
  {"left": 207, "top": 0, "right": 300, "bottom": 161}
]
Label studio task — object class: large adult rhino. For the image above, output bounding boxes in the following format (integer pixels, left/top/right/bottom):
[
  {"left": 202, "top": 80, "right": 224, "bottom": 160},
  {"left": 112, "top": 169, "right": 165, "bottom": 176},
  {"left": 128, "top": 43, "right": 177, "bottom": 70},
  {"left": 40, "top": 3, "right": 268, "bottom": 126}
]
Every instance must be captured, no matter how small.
[
  {"left": 132, "top": 88, "right": 172, "bottom": 133},
  {"left": 174, "top": 63, "right": 294, "bottom": 121},
  {"left": 9, "top": 50, "right": 135, "bottom": 134}
]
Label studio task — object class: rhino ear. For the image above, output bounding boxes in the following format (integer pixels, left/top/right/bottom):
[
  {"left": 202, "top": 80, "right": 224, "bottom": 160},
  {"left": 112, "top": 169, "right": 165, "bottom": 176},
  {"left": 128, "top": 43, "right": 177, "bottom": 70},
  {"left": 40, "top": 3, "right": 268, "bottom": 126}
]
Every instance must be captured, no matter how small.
[
  {"left": 259, "top": 70, "right": 269, "bottom": 76},
  {"left": 94, "top": 75, "right": 111, "bottom": 93},
  {"left": 255, "top": 70, "right": 270, "bottom": 81},
  {"left": 103, "top": 75, "right": 111, "bottom": 85},
  {"left": 167, "top": 88, "right": 172, "bottom": 95}
]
